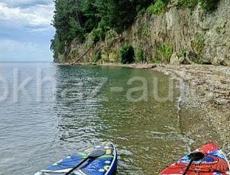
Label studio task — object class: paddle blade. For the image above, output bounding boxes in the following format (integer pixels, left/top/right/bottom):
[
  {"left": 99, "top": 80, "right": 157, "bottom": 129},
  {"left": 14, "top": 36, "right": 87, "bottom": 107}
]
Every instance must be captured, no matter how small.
[
  {"left": 88, "top": 149, "right": 105, "bottom": 158},
  {"left": 65, "top": 149, "right": 106, "bottom": 175},
  {"left": 188, "top": 152, "right": 205, "bottom": 161}
]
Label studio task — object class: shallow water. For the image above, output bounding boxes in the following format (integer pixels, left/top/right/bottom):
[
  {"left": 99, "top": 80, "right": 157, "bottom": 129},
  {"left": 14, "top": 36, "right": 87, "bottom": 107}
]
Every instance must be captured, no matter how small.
[{"left": 0, "top": 63, "right": 223, "bottom": 175}]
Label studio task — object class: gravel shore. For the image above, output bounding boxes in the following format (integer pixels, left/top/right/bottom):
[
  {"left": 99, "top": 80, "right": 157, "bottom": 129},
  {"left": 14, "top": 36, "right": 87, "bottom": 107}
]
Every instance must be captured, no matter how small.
[
  {"left": 116, "top": 63, "right": 230, "bottom": 152},
  {"left": 153, "top": 64, "right": 230, "bottom": 153}
]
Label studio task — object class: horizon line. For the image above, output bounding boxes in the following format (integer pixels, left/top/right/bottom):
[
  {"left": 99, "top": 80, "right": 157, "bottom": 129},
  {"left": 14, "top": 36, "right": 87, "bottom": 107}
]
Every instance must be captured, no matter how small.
[{"left": 0, "top": 61, "right": 53, "bottom": 63}]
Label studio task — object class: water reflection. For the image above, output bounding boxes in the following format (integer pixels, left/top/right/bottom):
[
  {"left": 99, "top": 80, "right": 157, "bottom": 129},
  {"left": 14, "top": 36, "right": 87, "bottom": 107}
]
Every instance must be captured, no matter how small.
[
  {"left": 0, "top": 64, "right": 225, "bottom": 175},
  {"left": 54, "top": 65, "right": 106, "bottom": 149},
  {"left": 53, "top": 65, "right": 185, "bottom": 175}
]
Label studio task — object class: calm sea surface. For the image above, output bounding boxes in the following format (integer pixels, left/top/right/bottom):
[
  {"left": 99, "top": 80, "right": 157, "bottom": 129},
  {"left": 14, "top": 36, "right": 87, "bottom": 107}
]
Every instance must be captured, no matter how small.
[{"left": 0, "top": 63, "right": 223, "bottom": 175}]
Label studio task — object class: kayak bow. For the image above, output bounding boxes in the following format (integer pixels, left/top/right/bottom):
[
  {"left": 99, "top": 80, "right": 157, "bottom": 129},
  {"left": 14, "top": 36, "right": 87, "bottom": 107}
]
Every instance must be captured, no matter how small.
[{"left": 161, "top": 143, "right": 230, "bottom": 175}]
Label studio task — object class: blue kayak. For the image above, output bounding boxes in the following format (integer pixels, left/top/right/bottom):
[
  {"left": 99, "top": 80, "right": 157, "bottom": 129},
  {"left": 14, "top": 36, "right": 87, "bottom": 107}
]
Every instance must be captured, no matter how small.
[{"left": 34, "top": 143, "right": 117, "bottom": 175}]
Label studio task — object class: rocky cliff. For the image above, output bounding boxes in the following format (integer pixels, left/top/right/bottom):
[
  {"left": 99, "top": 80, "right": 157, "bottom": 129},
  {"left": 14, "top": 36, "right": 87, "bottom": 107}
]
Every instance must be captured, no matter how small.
[{"left": 58, "top": 0, "right": 230, "bottom": 66}]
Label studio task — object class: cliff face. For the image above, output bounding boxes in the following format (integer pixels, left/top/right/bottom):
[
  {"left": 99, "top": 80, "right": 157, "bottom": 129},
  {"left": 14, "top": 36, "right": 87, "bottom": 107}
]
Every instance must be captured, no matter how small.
[{"left": 58, "top": 0, "right": 230, "bottom": 66}]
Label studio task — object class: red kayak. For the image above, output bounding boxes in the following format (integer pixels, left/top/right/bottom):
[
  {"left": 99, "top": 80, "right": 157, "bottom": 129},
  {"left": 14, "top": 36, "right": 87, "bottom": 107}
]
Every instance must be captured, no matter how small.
[{"left": 161, "top": 143, "right": 230, "bottom": 175}]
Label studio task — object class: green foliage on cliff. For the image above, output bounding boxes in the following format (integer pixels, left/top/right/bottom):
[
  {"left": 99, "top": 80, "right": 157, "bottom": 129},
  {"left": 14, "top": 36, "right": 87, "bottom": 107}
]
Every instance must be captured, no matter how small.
[
  {"left": 178, "top": 0, "right": 220, "bottom": 11},
  {"left": 191, "top": 33, "right": 205, "bottom": 56},
  {"left": 200, "top": 0, "right": 220, "bottom": 11},
  {"left": 120, "top": 44, "right": 135, "bottom": 64},
  {"left": 156, "top": 43, "right": 173, "bottom": 63},
  {"left": 147, "top": 0, "right": 169, "bottom": 15},
  {"left": 51, "top": 0, "right": 153, "bottom": 59},
  {"left": 93, "top": 51, "right": 102, "bottom": 63},
  {"left": 136, "top": 48, "right": 146, "bottom": 63},
  {"left": 51, "top": 0, "right": 220, "bottom": 61},
  {"left": 178, "top": 0, "right": 198, "bottom": 8}
]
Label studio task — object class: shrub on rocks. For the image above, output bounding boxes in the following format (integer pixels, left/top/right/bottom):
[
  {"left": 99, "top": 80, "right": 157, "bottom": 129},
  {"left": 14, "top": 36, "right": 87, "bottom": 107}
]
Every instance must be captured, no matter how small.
[{"left": 120, "top": 44, "right": 135, "bottom": 64}]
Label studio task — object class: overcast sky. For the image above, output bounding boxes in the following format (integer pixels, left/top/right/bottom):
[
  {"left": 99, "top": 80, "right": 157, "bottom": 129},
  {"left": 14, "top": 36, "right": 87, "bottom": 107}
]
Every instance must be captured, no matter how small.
[{"left": 0, "top": 0, "right": 55, "bottom": 62}]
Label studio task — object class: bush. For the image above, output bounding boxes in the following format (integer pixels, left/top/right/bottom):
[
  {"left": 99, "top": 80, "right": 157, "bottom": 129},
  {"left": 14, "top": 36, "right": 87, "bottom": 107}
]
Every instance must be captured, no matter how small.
[
  {"left": 51, "top": 34, "right": 66, "bottom": 59},
  {"left": 120, "top": 44, "right": 135, "bottom": 64},
  {"left": 177, "top": 0, "right": 219, "bottom": 11},
  {"left": 191, "top": 33, "right": 205, "bottom": 56},
  {"left": 89, "top": 27, "right": 106, "bottom": 44},
  {"left": 178, "top": 0, "right": 198, "bottom": 8},
  {"left": 156, "top": 43, "right": 173, "bottom": 63},
  {"left": 105, "top": 29, "right": 118, "bottom": 45},
  {"left": 136, "top": 48, "right": 146, "bottom": 63},
  {"left": 200, "top": 0, "right": 219, "bottom": 12},
  {"left": 93, "top": 51, "right": 102, "bottom": 63},
  {"left": 147, "top": 0, "right": 169, "bottom": 15},
  {"left": 178, "top": 48, "right": 188, "bottom": 58}
]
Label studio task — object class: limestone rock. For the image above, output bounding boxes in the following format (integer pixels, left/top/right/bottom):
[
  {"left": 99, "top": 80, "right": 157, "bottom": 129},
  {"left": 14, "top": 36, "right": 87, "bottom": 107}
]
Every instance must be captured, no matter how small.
[
  {"left": 170, "top": 53, "right": 180, "bottom": 65},
  {"left": 58, "top": 0, "right": 230, "bottom": 67}
]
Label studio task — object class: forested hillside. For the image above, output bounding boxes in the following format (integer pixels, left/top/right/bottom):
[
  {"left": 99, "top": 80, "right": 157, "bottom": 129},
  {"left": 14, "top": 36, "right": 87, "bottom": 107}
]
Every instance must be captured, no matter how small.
[
  {"left": 51, "top": 0, "right": 230, "bottom": 66},
  {"left": 51, "top": 0, "right": 152, "bottom": 58}
]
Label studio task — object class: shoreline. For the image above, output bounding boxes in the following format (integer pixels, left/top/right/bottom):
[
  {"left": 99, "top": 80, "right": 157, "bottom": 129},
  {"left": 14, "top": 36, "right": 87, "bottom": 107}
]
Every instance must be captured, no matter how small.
[
  {"left": 63, "top": 62, "right": 230, "bottom": 151},
  {"left": 154, "top": 64, "right": 230, "bottom": 152},
  {"left": 57, "top": 62, "right": 229, "bottom": 108}
]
